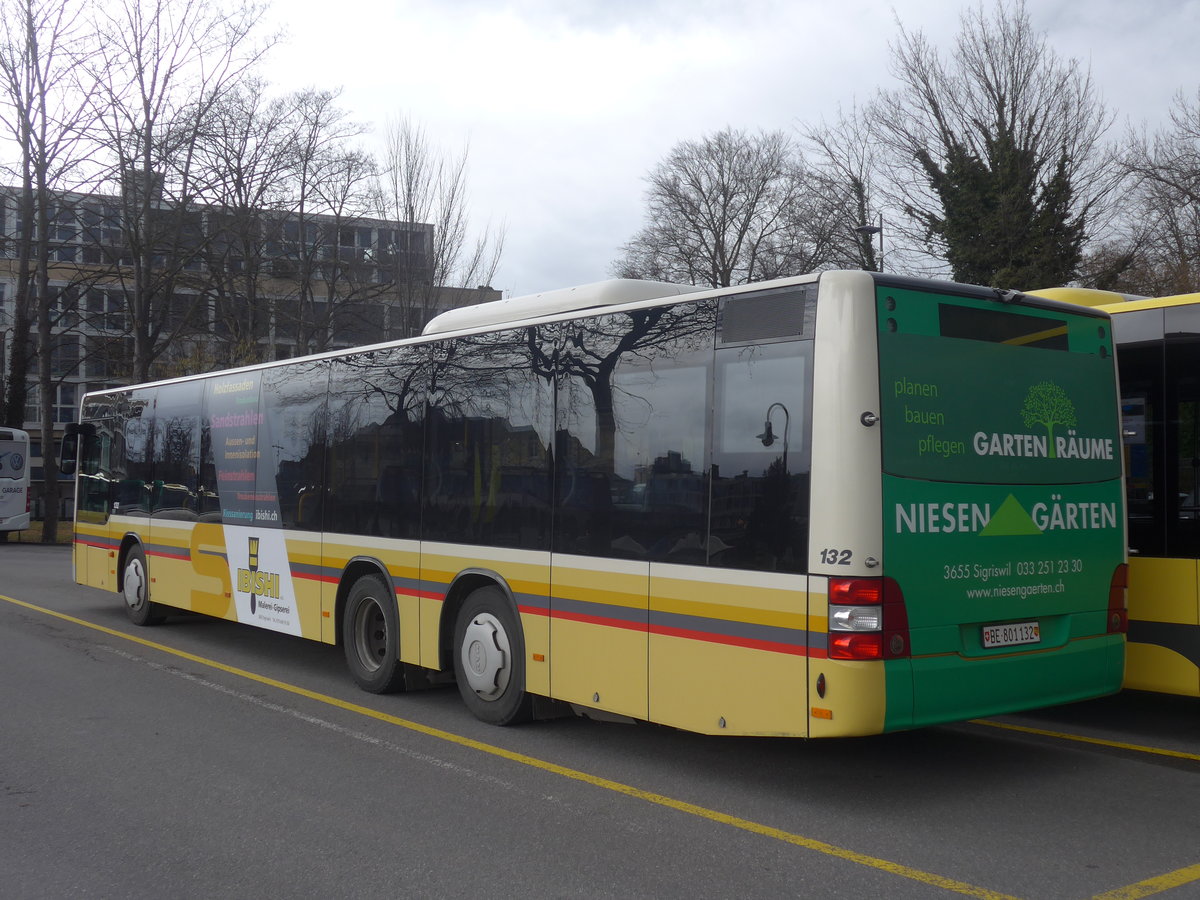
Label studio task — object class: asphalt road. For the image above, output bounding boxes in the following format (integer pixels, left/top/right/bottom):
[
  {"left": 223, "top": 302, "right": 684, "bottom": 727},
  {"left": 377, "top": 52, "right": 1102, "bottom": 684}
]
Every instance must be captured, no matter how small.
[{"left": 2, "top": 543, "right": 1197, "bottom": 899}]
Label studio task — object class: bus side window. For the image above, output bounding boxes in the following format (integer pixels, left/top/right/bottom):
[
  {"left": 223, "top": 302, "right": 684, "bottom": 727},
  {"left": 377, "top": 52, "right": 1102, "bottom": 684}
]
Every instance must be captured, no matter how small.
[
  {"left": 1118, "top": 342, "right": 1165, "bottom": 557},
  {"left": 710, "top": 340, "right": 812, "bottom": 574}
]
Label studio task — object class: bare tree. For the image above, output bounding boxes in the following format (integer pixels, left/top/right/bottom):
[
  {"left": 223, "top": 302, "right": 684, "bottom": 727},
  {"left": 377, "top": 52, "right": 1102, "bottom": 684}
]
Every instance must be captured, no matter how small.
[
  {"left": 0, "top": 0, "right": 92, "bottom": 424},
  {"left": 803, "top": 104, "right": 888, "bottom": 272},
  {"left": 272, "top": 88, "right": 370, "bottom": 353},
  {"left": 191, "top": 77, "right": 295, "bottom": 363},
  {"left": 1115, "top": 88, "right": 1200, "bottom": 295},
  {"left": 613, "top": 127, "right": 840, "bottom": 288},
  {"left": 867, "top": 0, "right": 1118, "bottom": 285},
  {"left": 87, "top": 0, "right": 273, "bottom": 382},
  {"left": 0, "top": 0, "right": 99, "bottom": 539},
  {"left": 306, "top": 146, "right": 391, "bottom": 351},
  {"left": 376, "top": 116, "right": 503, "bottom": 337}
]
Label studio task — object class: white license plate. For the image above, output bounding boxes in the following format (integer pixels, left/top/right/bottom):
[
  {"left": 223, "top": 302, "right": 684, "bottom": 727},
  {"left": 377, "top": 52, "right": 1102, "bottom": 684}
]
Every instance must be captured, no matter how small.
[{"left": 981, "top": 620, "right": 1041, "bottom": 649}]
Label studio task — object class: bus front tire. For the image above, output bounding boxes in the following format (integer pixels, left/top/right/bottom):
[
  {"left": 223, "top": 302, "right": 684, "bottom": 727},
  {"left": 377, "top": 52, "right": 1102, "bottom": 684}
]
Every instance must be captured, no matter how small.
[
  {"left": 343, "top": 574, "right": 406, "bottom": 693},
  {"left": 453, "top": 586, "right": 532, "bottom": 725},
  {"left": 123, "top": 546, "right": 165, "bottom": 626}
]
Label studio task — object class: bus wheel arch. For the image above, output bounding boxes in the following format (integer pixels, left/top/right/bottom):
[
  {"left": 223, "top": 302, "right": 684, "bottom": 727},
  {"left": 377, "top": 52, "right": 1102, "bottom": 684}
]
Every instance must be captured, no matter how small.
[
  {"left": 337, "top": 559, "right": 406, "bottom": 694},
  {"left": 445, "top": 573, "right": 533, "bottom": 725}
]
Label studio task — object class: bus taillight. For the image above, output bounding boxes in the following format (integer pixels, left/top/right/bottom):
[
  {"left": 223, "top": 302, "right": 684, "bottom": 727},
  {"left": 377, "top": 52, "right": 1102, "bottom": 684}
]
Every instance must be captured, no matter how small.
[
  {"left": 828, "top": 577, "right": 910, "bottom": 660},
  {"left": 1108, "top": 563, "right": 1129, "bottom": 634}
]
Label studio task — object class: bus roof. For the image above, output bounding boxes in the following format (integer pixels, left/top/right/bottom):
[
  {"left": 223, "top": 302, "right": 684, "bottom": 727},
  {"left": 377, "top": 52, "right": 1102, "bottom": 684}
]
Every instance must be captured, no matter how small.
[
  {"left": 1096, "top": 291, "right": 1200, "bottom": 314},
  {"left": 81, "top": 271, "right": 1107, "bottom": 403},
  {"left": 422, "top": 279, "right": 705, "bottom": 335},
  {"left": 1025, "top": 286, "right": 1148, "bottom": 307}
]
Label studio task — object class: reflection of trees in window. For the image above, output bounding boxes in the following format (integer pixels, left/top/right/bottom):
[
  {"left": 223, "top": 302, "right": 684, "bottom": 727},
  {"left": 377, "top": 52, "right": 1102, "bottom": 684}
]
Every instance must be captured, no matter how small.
[
  {"left": 327, "top": 345, "right": 431, "bottom": 538},
  {"left": 152, "top": 382, "right": 202, "bottom": 516},
  {"left": 424, "top": 328, "right": 553, "bottom": 550},
  {"left": 546, "top": 301, "right": 717, "bottom": 560},
  {"left": 548, "top": 302, "right": 716, "bottom": 468},
  {"left": 261, "top": 360, "right": 329, "bottom": 530},
  {"left": 710, "top": 341, "right": 811, "bottom": 573}
]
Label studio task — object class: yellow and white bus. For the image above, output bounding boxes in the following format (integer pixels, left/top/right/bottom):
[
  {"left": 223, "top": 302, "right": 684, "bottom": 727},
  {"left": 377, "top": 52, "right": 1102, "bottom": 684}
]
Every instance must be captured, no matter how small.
[
  {"left": 1032, "top": 287, "right": 1200, "bottom": 697},
  {"left": 62, "top": 271, "right": 1127, "bottom": 736},
  {"left": 1, "top": 427, "right": 31, "bottom": 533}
]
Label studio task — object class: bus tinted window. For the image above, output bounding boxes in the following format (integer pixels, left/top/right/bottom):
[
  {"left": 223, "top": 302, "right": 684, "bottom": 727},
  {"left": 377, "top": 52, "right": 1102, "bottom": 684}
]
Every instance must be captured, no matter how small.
[
  {"left": 260, "top": 360, "right": 328, "bottom": 531},
  {"left": 0, "top": 437, "right": 25, "bottom": 478},
  {"left": 203, "top": 373, "right": 261, "bottom": 526},
  {"left": 711, "top": 340, "right": 811, "bottom": 572},
  {"left": 115, "top": 389, "right": 154, "bottom": 515},
  {"left": 554, "top": 302, "right": 717, "bottom": 562},
  {"left": 424, "top": 328, "right": 553, "bottom": 550},
  {"left": 327, "top": 346, "right": 425, "bottom": 539},
  {"left": 1118, "top": 343, "right": 1165, "bottom": 556},
  {"left": 152, "top": 381, "right": 202, "bottom": 518},
  {"left": 77, "top": 423, "right": 113, "bottom": 517},
  {"left": 938, "top": 304, "right": 1069, "bottom": 350},
  {"left": 610, "top": 309, "right": 713, "bottom": 563}
]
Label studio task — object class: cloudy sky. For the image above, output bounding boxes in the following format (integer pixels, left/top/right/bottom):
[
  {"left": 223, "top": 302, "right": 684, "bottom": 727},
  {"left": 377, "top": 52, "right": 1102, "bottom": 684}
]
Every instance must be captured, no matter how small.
[{"left": 260, "top": 0, "right": 1200, "bottom": 299}]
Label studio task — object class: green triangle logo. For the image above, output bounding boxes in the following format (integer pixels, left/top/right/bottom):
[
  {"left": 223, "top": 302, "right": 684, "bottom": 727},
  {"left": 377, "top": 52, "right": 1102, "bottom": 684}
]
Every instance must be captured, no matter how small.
[{"left": 979, "top": 494, "right": 1043, "bottom": 536}]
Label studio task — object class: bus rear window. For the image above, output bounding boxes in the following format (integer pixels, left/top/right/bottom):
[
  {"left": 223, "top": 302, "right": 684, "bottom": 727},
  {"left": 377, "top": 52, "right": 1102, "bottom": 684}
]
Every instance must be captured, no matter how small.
[
  {"left": 0, "top": 440, "right": 25, "bottom": 478},
  {"left": 938, "top": 304, "right": 1069, "bottom": 350}
]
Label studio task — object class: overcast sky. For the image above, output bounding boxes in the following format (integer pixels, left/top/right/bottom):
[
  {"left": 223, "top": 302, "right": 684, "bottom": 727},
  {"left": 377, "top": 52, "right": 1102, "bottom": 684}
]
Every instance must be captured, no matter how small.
[{"left": 260, "top": 0, "right": 1200, "bottom": 299}]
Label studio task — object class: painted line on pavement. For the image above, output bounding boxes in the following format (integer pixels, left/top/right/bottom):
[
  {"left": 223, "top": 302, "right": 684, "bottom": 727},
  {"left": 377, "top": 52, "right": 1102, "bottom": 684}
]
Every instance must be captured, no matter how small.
[
  {"left": 8, "top": 594, "right": 1196, "bottom": 899},
  {"left": 4, "top": 593, "right": 1014, "bottom": 899},
  {"left": 970, "top": 718, "right": 1200, "bottom": 763}
]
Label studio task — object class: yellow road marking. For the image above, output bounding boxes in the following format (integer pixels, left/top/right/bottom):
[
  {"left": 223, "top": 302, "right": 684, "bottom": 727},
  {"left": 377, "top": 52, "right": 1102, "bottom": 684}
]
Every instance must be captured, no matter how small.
[
  {"left": 1090, "top": 863, "right": 1200, "bottom": 900},
  {"left": 970, "top": 719, "right": 1200, "bottom": 763},
  {"left": 7, "top": 594, "right": 1197, "bottom": 899},
  {"left": 4, "top": 594, "right": 1010, "bottom": 899}
]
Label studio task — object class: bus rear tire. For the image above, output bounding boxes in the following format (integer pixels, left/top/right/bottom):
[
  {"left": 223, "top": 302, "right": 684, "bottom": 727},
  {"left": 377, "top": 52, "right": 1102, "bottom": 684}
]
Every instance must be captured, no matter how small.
[
  {"left": 453, "top": 586, "right": 533, "bottom": 725},
  {"left": 343, "top": 574, "right": 406, "bottom": 693},
  {"left": 123, "top": 546, "right": 166, "bottom": 626}
]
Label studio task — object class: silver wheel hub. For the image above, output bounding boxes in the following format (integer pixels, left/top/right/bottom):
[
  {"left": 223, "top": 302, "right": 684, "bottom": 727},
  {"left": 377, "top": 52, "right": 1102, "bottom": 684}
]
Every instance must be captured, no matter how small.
[
  {"left": 124, "top": 558, "right": 146, "bottom": 610},
  {"left": 352, "top": 597, "right": 387, "bottom": 673},
  {"left": 460, "top": 612, "right": 511, "bottom": 700}
]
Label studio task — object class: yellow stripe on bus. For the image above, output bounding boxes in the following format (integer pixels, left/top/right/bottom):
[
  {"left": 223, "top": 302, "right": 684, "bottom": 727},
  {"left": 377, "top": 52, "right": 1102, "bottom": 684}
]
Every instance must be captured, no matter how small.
[{"left": 1002, "top": 324, "right": 1068, "bottom": 347}]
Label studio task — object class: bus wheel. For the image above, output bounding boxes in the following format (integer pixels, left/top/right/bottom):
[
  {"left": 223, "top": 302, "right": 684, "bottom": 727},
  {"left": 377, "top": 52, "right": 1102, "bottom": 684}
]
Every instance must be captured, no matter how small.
[
  {"left": 123, "top": 546, "right": 165, "bottom": 626},
  {"left": 453, "top": 586, "right": 532, "bottom": 725},
  {"left": 343, "top": 574, "right": 406, "bottom": 693}
]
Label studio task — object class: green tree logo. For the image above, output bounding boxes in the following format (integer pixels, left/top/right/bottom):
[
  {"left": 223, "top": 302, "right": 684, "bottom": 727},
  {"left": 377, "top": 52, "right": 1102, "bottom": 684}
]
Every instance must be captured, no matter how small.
[{"left": 1021, "top": 381, "right": 1076, "bottom": 457}]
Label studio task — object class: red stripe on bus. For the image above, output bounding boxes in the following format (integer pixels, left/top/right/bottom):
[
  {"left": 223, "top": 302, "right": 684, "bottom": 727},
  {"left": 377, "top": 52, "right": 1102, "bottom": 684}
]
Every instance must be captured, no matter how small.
[
  {"left": 549, "top": 608, "right": 649, "bottom": 632},
  {"left": 292, "top": 571, "right": 339, "bottom": 584},
  {"left": 73, "top": 539, "right": 112, "bottom": 550},
  {"left": 540, "top": 608, "right": 813, "bottom": 656}
]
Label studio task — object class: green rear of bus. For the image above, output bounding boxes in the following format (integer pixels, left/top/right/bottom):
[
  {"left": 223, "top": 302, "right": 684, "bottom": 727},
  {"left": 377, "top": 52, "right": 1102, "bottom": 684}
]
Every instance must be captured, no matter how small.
[{"left": 876, "top": 282, "right": 1126, "bottom": 730}]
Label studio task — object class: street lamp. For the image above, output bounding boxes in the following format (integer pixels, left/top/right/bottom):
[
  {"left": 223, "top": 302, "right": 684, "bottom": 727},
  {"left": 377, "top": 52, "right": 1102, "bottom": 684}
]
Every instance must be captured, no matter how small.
[
  {"left": 757, "top": 402, "right": 790, "bottom": 470},
  {"left": 854, "top": 213, "right": 884, "bottom": 272}
]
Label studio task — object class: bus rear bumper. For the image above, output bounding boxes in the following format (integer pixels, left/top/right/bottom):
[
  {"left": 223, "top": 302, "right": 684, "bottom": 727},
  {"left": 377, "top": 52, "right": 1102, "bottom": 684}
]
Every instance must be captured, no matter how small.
[
  {"left": 1, "top": 513, "right": 31, "bottom": 532},
  {"left": 886, "top": 633, "right": 1125, "bottom": 731}
]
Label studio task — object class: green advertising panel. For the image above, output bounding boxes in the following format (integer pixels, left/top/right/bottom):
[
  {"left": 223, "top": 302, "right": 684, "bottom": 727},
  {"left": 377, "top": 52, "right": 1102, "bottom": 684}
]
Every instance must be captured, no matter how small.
[
  {"left": 884, "top": 474, "right": 1123, "bottom": 636},
  {"left": 877, "top": 286, "right": 1124, "bottom": 637},
  {"left": 878, "top": 287, "right": 1119, "bottom": 485}
]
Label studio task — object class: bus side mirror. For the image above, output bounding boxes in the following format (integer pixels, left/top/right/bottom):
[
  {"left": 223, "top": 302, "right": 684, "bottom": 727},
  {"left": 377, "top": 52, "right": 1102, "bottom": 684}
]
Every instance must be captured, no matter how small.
[
  {"left": 59, "top": 423, "right": 93, "bottom": 477},
  {"left": 59, "top": 432, "right": 79, "bottom": 476}
]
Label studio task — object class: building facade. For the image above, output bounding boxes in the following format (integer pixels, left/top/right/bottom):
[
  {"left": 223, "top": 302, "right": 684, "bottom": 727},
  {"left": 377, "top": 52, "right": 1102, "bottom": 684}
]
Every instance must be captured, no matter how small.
[{"left": 0, "top": 186, "right": 500, "bottom": 516}]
